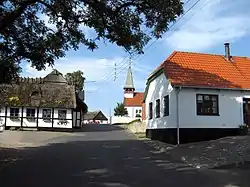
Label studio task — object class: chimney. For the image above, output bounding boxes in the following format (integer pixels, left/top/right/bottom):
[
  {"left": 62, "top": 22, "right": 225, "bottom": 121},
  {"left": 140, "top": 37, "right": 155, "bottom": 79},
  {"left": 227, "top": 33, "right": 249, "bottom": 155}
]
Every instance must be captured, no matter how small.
[{"left": 224, "top": 42, "right": 231, "bottom": 61}]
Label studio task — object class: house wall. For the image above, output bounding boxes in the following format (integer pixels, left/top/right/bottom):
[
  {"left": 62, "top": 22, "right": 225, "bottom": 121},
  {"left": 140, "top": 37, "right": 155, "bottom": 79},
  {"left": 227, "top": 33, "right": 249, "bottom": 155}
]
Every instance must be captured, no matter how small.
[
  {"left": 73, "top": 111, "right": 82, "bottom": 128},
  {"left": 4, "top": 107, "right": 74, "bottom": 129},
  {"left": 145, "top": 73, "right": 176, "bottom": 129},
  {"left": 145, "top": 73, "right": 250, "bottom": 143},
  {"left": 125, "top": 106, "right": 143, "bottom": 118},
  {"left": 83, "top": 120, "right": 108, "bottom": 124},
  {"left": 178, "top": 89, "right": 246, "bottom": 129},
  {"left": 0, "top": 107, "right": 6, "bottom": 127}
]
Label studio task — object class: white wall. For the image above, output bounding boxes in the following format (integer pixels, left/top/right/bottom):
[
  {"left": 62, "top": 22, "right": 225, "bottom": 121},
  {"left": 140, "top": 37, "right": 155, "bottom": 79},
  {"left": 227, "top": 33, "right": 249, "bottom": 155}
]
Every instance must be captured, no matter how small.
[
  {"left": 5, "top": 107, "right": 22, "bottom": 127},
  {"left": 145, "top": 72, "right": 250, "bottom": 129},
  {"left": 23, "top": 108, "right": 37, "bottom": 128},
  {"left": 178, "top": 89, "right": 247, "bottom": 129},
  {"left": 53, "top": 108, "right": 72, "bottom": 128},
  {"left": 111, "top": 116, "right": 138, "bottom": 124},
  {"left": 125, "top": 106, "right": 142, "bottom": 118},
  {"left": 0, "top": 107, "right": 6, "bottom": 127},
  {"left": 4, "top": 107, "right": 73, "bottom": 128},
  {"left": 145, "top": 73, "right": 175, "bottom": 129}
]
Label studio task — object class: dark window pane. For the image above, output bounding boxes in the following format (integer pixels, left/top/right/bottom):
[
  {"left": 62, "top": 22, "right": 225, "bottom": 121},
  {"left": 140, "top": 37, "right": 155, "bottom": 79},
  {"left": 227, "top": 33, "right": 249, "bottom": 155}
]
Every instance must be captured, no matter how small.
[
  {"left": 196, "top": 94, "right": 219, "bottom": 115},
  {"left": 58, "top": 110, "right": 67, "bottom": 120}
]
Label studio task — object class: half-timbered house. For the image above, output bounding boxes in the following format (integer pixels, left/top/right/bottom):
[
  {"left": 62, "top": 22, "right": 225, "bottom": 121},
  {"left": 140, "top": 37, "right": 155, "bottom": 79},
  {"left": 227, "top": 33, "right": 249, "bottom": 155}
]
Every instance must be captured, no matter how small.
[{"left": 0, "top": 69, "right": 87, "bottom": 131}]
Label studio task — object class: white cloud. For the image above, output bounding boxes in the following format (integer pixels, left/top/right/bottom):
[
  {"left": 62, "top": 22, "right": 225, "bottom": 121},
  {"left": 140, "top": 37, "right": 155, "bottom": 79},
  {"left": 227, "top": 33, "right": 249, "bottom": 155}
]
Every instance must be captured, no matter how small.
[
  {"left": 165, "top": 0, "right": 250, "bottom": 51},
  {"left": 22, "top": 55, "right": 150, "bottom": 92}
]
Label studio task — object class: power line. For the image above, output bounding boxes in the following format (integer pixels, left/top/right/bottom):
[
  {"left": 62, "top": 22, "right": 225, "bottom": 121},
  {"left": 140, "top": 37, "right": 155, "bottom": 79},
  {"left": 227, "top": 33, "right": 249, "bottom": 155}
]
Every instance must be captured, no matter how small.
[{"left": 88, "top": 0, "right": 205, "bottom": 93}]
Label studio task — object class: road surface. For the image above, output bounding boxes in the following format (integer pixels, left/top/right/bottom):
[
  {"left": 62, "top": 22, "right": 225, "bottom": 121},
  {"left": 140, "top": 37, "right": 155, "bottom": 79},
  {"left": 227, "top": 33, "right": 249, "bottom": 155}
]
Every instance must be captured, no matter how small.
[{"left": 0, "top": 124, "right": 249, "bottom": 187}]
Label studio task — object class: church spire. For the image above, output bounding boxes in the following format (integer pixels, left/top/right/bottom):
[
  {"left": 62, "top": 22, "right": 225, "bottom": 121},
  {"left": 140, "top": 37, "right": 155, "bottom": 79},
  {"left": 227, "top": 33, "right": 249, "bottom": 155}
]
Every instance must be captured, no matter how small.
[
  {"left": 124, "top": 66, "right": 135, "bottom": 90},
  {"left": 124, "top": 58, "right": 135, "bottom": 98}
]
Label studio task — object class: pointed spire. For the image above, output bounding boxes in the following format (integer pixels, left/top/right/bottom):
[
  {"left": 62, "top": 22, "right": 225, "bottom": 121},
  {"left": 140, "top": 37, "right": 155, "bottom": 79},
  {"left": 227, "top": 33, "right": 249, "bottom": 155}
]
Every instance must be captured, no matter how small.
[{"left": 124, "top": 65, "right": 135, "bottom": 90}]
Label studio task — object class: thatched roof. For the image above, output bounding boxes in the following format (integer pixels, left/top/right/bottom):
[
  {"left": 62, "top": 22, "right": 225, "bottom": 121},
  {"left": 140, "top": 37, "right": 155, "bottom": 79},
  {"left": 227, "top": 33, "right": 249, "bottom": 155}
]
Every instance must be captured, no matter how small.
[
  {"left": 0, "top": 69, "right": 86, "bottom": 109},
  {"left": 84, "top": 111, "right": 108, "bottom": 120}
]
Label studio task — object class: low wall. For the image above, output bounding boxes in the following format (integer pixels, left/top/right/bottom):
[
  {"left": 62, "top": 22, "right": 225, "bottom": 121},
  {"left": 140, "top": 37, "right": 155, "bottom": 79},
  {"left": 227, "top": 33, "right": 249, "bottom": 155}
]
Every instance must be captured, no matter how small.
[
  {"left": 111, "top": 116, "right": 136, "bottom": 124},
  {"left": 127, "top": 121, "right": 146, "bottom": 134}
]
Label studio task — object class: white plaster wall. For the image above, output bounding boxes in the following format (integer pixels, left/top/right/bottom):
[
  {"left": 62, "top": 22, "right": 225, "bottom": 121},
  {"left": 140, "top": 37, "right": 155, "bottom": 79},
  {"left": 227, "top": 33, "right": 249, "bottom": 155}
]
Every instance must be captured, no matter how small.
[
  {"left": 111, "top": 116, "right": 137, "bottom": 124},
  {"left": 22, "top": 108, "right": 37, "bottom": 127},
  {"left": 38, "top": 108, "right": 52, "bottom": 128},
  {"left": 0, "top": 107, "right": 6, "bottom": 127},
  {"left": 124, "top": 92, "right": 134, "bottom": 98},
  {"left": 145, "top": 73, "right": 176, "bottom": 129},
  {"left": 53, "top": 109, "right": 72, "bottom": 128},
  {"left": 178, "top": 89, "right": 248, "bottom": 129},
  {"left": 125, "top": 106, "right": 142, "bottom": 118},
  {"left": 6, "top": 107, "right": 22, "bottom": 127}
]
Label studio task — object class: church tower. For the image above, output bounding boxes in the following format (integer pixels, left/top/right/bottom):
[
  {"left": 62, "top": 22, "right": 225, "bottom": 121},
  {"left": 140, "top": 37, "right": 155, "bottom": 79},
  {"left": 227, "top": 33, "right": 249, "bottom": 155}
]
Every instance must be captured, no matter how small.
[{"left": 124, "top": 65, "right": 135, "bottom": 98}]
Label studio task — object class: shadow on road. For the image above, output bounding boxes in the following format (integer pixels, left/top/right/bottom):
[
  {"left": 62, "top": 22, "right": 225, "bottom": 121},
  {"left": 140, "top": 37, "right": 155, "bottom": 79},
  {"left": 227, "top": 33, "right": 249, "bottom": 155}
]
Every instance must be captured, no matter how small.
[
  {"left": 81, "top": 124, "right": 125, "bottom": 132},
  {"left": 0, "top": 139, "right": 250, "bottom": 187}
]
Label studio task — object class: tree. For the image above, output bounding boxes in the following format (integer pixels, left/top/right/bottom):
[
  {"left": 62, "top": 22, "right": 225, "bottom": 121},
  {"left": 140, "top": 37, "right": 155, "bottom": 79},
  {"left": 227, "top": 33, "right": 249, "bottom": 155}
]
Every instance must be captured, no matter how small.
[
  {"left": 114, "top": 102, "right": 128, "bottom": 116},
  {"left": 0, "top": 0, "right": 183, "bottom": 83},
  {"left": 65, "top": 70, "right": 85, "bottom": 92}
]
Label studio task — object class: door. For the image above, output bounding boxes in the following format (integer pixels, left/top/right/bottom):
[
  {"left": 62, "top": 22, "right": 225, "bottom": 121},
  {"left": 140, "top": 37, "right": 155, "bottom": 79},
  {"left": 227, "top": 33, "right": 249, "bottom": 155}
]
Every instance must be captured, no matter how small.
[{"left": 243, "top": 98, "right": 250, "bottom": 126}]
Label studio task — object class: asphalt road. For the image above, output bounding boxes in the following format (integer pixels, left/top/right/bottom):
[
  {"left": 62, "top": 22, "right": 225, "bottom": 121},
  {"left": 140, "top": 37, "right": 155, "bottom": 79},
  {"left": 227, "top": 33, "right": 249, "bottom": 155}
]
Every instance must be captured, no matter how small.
[{"left": 0, "top": 124, "right": 249, "bottom": 187}]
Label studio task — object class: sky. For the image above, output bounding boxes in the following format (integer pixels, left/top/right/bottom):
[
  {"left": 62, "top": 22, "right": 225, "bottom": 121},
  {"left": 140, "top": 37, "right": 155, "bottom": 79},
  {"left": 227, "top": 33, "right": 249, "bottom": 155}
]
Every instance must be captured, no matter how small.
[{"left": 21, "top": 0, "right": 250, "bottom": 117}]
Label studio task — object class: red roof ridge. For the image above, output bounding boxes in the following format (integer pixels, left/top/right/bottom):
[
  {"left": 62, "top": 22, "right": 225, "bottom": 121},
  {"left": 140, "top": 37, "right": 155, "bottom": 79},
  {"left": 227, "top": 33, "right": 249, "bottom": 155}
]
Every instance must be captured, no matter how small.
[{"left": 173, "top": 50, "right": 250, "bottom": 59}]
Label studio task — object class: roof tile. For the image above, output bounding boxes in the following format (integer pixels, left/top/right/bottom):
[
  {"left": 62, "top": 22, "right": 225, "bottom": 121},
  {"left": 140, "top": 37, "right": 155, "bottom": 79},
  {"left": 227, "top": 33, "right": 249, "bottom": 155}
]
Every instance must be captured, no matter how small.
[{"left": 158, "top": 51, "right": 250, "bottom": 89}]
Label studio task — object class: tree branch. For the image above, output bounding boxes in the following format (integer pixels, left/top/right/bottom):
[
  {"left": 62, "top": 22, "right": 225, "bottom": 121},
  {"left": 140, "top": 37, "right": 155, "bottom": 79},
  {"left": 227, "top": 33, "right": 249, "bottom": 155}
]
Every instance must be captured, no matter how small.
[{"left": 0, "top": 0, "right": 38, "bottom": 33}]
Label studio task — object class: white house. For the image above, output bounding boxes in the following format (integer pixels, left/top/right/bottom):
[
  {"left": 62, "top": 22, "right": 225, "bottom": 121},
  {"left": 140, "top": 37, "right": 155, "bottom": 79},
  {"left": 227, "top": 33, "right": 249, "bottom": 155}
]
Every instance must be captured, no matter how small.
[
  {"left": 144, "top": 43, "right": 250, "bottom": 144},
  {"left": 123, "top": 66, "right": 144, "bottom": 120},
  {"left": 0, "top": 69, "right": 87, "bottom": 131},
  {"left": 83, "top": 110, "right": 108, "bottom": 124}
]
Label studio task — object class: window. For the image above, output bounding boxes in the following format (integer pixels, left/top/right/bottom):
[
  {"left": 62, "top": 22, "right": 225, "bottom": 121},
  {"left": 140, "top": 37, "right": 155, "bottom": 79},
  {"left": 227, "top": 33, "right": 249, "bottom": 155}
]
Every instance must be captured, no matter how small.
[
  {"left": 136, "top": 109, "right": 138, "bottom": 113},
  {"left": 42, "top": 109, "right": 51, "bottom": 119},
  {"left": 139, "top": 109, "right": 142, "bottom": 113},
  {"left": 149, "top": 102, "right": 153, "bottom": 119},
  {"left": 163, "top": 95, "right": 169, "bottom": 116},
  {"left": 155, "top": 99, "right": 160, "bottom": 118},
  {"left": 10, "top": 108, "right": 19, "bottom": 117},
  {"left": 26, "top": 108, "right": 35, "bottom": 118},
  {"left": 196, "top": 94, "right": 219, "bottom": 115},
  {"left": 58, "top": 110, "right": 67, "bottom": 120}
]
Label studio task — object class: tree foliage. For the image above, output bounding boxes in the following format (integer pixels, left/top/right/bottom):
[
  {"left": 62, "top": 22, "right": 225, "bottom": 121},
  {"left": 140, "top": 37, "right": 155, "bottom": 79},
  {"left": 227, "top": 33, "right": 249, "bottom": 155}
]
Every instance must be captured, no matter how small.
[
  {"left": 114, "top": 102, "right": 128, "bottom": 116},
  {"left": 65, "top": 70, "right": 84, "bottom": 92},
  {"left": 0, "top": 0, "right": 183, "bottom": 83}
]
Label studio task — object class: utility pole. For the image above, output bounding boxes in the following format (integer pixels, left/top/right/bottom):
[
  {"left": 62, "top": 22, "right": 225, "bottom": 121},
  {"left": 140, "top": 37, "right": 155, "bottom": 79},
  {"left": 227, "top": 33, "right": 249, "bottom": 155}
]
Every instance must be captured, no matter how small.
[{"left": 109, "top": 108, "right": 112, "bottom": 125}]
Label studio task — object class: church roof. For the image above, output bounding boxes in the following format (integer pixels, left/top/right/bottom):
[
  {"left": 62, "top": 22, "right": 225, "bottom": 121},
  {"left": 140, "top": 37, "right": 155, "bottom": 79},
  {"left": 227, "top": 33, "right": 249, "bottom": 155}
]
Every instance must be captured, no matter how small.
[
  {"left": 124, "top": 66, "right": 135, "bottom": 89},
  {"left": 124, "top": 92, "right": 144, "bottom": 107}
]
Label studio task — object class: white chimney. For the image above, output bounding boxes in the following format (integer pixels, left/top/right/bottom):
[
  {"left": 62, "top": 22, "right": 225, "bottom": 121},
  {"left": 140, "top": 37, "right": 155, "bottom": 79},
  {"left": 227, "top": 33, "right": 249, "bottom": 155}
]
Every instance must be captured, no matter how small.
[{"left": 224, "top": 43, "right": 231, "bottom": 61}]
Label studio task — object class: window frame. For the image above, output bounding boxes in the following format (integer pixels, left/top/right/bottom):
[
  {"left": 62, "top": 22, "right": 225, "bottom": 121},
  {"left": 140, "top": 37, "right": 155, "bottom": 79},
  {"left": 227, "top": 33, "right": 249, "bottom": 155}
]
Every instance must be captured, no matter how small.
[
  {"left": 26, "top": 108, "right": 36, "bottom": 118},
  {"left": 155, "top": 99, "right": 160, "bottom": 118},
  {"left": 42, "top": 109, "right": 52, "bottom": 120},
  {"left": 196, "top": 94, "right": 219, "bottom": 116},
  {"left": 10, "top": 107, "right": 19, "bottom": 118},
  {"left": 149, "top": 102, "right": 153, "bottom": 119},
  {"left": 58, "top": 110, "right": 67, "bottom": 120},
  {"left": 163, "top": 95, "right": 170, "bottom": 116}
]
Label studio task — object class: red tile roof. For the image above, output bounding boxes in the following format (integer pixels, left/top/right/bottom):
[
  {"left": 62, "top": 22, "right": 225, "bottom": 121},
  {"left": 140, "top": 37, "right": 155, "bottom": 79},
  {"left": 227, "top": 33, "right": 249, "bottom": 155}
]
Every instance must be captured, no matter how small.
[
  {"left": 124, "top": 92, "right": 144, "bottom": 106},
  {"left": 152, "top": 51, "right": 250, "bottom": 89}
]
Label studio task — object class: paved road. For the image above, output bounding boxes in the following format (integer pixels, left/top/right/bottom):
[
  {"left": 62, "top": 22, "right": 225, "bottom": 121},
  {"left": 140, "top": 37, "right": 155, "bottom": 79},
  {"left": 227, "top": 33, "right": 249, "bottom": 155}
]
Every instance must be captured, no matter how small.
[{"left": 0, "top": 124, "right": 249, "bottom": 187}]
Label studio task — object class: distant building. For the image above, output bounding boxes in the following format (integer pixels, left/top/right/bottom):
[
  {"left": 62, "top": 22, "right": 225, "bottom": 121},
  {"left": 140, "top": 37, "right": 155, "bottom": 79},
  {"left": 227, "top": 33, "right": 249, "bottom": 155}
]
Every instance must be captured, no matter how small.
[
  {"left": 123, "top": 65, "right": 144, "bottom": 120},
  {"left": 0, "top": 69, "right": 87, "bottom": 130},
  {"left": 83, "top": 110, "right": 108, "bottom": 124}
]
